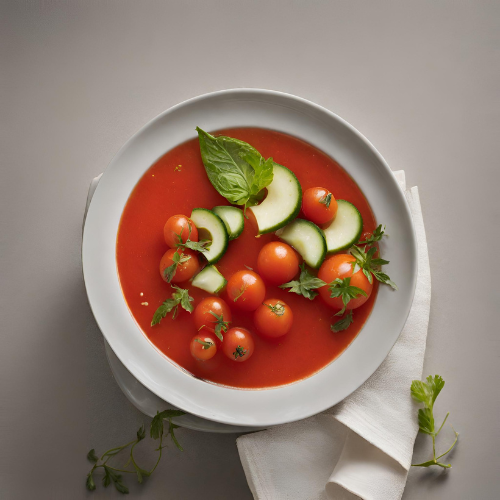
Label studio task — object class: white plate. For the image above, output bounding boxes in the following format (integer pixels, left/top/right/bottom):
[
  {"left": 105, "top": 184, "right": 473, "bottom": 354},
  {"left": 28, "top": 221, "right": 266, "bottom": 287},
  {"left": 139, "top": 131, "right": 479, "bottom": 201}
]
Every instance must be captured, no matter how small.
[{"left": 82, "top": 89, "right": 417, "bottom": 427}]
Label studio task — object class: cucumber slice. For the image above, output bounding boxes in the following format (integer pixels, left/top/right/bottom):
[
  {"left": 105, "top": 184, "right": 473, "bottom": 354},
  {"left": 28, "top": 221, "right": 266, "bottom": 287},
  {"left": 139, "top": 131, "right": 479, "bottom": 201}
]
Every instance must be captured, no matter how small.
[
  {"left": 249, "top": 163, "right": 302, "bottom": 234},
  {"left": 275, "top": 218, "right": 327, "bottom": 269},
  {"left": 192, "top": 265, "right": 227, "bottom": 293},
  {"left": 212, "top": 206, "right": 244, "bottom": 240},
  {"left": 190, "top": 208, "right": 229, "bottom": 264},
  {"left": 322, "top": 200, "right": 363, "bottom": 254}
]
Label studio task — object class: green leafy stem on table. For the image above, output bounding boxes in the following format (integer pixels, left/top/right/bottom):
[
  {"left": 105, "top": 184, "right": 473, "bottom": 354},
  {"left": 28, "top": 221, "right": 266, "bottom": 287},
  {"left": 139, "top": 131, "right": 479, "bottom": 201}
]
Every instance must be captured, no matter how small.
[
  {"left": 411, "top": 375, "right": 459, "bottom": 468},
  {"left": 86, "top": 409, "right": 185, "bottom": 494}
]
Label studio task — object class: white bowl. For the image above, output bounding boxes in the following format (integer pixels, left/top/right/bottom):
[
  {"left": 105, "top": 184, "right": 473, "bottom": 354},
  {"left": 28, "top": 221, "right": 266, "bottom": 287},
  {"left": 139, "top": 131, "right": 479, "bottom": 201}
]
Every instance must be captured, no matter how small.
[{"left": 82, "top": 89, "right": 417, "bottom": 427}]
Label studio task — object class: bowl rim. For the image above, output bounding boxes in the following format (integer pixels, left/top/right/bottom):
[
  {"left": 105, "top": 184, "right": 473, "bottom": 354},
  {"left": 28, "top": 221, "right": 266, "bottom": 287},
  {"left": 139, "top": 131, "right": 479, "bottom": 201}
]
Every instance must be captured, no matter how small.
[{"left": 82, "top": 88, "right": 417, "bottom": 427}]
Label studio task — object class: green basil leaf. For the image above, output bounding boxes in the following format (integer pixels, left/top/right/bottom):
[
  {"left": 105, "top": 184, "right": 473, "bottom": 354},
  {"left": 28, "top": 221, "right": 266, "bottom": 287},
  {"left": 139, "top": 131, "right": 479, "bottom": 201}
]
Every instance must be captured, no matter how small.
[{"left": 196, "top": 127, "right": 274, "bottom": 206}]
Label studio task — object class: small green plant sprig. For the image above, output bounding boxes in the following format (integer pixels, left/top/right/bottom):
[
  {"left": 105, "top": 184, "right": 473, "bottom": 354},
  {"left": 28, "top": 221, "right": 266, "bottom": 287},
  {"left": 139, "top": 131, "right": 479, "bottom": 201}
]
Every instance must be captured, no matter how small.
[
  {"left": 411, "top": 375, "right": 459, "bottom": 468},
  {"left": 86, "top": 409, "right": 185, "bottom": 494}
]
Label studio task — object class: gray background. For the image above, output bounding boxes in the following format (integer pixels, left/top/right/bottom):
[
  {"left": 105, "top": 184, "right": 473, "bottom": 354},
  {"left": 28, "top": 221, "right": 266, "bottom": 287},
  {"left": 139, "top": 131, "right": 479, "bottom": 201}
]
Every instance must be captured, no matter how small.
[{"left": 1, "top": 1, "right": 499, "bottom": 498}]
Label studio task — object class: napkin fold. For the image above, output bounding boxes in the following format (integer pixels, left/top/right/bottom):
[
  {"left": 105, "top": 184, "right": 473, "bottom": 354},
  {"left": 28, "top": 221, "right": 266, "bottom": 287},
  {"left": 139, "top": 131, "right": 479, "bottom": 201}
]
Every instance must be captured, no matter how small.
[{"left": 237, "top": 171, "right": 431, "bottom": 500}]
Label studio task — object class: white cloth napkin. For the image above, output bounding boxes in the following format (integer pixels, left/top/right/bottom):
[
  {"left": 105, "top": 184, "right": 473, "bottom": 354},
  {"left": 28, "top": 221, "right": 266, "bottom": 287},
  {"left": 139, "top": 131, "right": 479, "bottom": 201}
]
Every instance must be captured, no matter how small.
[{"left": 237, "top": 171, "right": 431, "bottom": 500}]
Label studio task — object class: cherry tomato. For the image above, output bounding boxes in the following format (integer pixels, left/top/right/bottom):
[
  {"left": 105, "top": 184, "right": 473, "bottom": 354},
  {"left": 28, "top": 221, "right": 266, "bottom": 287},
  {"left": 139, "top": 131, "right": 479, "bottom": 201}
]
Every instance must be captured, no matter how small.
[
  {"left": 194, "top": 297, "right": 232, "bottom": 334},
  {"left": 222, "top": 327, "right": 255, "bottom": 362},
  {"left": 190, "top": 331, "right": 218, "bottom": 361},
  {"left": 226, "top": 270, "right": 266, "bottom": 311},
  {"left": 159, "top": 248, "right": 199, "bottom": 283},
  {"left": 317, "top": 254, "right": 372, "bottom": 310},
  {"left": 254, "top": 299, "right": 293, "bottom": 338},
  {"left": 302, "top": 187, "right": 338, "bottom": 226},
  {"left": 164, "top": 214, "right": 198, "bottom": 248},
  {"left": 257, "top": 242, "right": 300, "bottom": 285}
]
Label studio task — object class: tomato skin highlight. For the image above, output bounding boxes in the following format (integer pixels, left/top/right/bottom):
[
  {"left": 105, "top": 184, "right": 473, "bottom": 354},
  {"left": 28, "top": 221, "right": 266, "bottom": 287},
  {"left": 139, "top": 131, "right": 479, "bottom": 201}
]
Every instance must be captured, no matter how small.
[
  {"left": 222, "top": 327, "right": 255, "bottom": 362},
  {"left": 226, "top": 270, "right": 266, "bottom": 311},
  {"left": 257, "top": 242, "right": 300, "bottom": 285},
  {"left": 254, "top": 299, "right": 293, "bottom": 338},
  {"left": 317, "top": 254, "right": 372, "bottom": 310},
  {"left": 190, "top": 331, "right": 218, "bottom": 361},
  {"left": 159, "top": 248, "right": 199, "bottom": 283},
  {"left": 193, "top": 297, "right": 232, "bottom": 332},
  {"left": 164, "top": 214, "right": 198, "bottom": 248},
  {"left": 302, "top": 187, "right": 338, "bottom": 226}
]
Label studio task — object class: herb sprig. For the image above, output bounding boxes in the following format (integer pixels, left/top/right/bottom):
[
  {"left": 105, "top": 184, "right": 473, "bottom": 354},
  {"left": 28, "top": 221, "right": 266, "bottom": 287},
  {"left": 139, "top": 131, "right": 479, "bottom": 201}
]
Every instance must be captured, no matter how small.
[
  {"left": 411, "top": 375, "right": 459, "bottom": 468},
  {"left": 86, "top": 410, "right": 185, "bottom": 494},
  {"left": 197, "top": 127, "right": 274, "bottom": 210},
  {"left": 151, "top": 286, "right": 194, "bottom": 326},
  {"left": 328, "top": 277, "right": 368, "bottom": 316},
  {"left": 350, "top": 244, "right": 397, "bottom": 290},
  {"left": 357, "top": 224, "right": 385, "bottom": 245},
  {"left": 331, "top": 310, "right": 354, "bottom": 332},
  {"left": 176, "top": 223, "right": 211, "bottom": 253},
  {"left": 280, "top": 264, "right": 326, "bottom": 300},
  {"left": 208, "top": 311, "right": 230, "bottom": 341},
  {"left": 163, "top": 251, "right": 191, "bottom": 283}
]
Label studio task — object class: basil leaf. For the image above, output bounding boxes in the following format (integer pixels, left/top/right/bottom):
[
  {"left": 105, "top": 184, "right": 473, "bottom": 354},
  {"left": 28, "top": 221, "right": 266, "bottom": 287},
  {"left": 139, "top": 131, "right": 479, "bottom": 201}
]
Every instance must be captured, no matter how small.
[{"left": 196, "top": 127, "right": 274, "bottom": 206}]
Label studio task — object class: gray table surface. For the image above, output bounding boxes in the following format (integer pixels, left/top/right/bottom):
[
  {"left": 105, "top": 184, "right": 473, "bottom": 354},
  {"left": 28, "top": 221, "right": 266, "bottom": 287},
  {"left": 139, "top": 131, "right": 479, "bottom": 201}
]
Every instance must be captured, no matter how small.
[{"left": 1, "top": 1, "right": 499, "bottom": 498}]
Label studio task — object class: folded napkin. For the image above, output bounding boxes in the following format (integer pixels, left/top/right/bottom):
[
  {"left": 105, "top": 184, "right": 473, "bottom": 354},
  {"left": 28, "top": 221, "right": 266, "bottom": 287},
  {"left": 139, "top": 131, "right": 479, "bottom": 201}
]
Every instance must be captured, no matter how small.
[{"left": 237, "top": 171, "right": 431, "bottom": 500}]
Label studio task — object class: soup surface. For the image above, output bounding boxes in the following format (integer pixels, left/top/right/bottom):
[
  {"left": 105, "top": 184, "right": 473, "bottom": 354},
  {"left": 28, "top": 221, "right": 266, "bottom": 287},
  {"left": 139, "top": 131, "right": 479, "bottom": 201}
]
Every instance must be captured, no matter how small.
[{"left": 116, "top": 128, "right": 378, "bottom": 388}]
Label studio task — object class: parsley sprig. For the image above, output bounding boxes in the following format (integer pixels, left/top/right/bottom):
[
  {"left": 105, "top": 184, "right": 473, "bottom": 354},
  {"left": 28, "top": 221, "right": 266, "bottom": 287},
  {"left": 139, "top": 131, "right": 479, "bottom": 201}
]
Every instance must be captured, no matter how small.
[
  {"left": 176, "top": 223, "right": 211, "bottom": 253},
  {"left": 411, "top": 375, "right": 459, "bottom": 468},
  {"left": 350, "top": 244, "right": 397, "bottom": 290},
  {"left": 331, "top": 310, "right": 354, "bottom": 332},
  {"left": 86, "top": 410, "right": 185, "bottom": 494},
  {"left": 163, "top": 251, "right": 191, "bottom": 283},
  {"left": 328, "top": 277, "right": 368, "bottom": 315},
  {"left": 357, "top": 224, "right": 385, "bottom": 245},
  {"left": 280, "top": 264, "right": 326, "bottom": 300},
  {"left": 208, "top": 311, "right": 230, "bottom": 341},
  {"left": 151, "top": 286, "right": 194, "bottom": 326}
]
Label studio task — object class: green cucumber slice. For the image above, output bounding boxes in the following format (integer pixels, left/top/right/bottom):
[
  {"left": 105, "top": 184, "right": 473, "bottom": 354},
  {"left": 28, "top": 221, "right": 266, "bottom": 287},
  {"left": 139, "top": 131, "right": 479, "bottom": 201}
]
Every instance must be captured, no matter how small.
[
  {"left": 190, "top": 208, "right": 229, "bottom": 264},
  {"left": 322, "top": 200, "right": 363, "bottom": 254},
  {"left": 249, "top": 163, "right": 302, "bottom": 234},
  {"left": 192, "top": 265, "right": 227, "bottom": 293},
  {"left": 275, "top": 218, "right": 327, "bottom": 269},
  {"left": 212, "top": 206, "right": 244, "bottom": 240}
]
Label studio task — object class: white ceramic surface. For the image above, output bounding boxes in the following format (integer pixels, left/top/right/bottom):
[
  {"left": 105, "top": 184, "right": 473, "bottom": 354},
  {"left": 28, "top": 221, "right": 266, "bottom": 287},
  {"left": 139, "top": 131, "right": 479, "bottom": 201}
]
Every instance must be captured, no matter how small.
[{"left": 82, "top": 89, "right": 417, "bottom": 427}]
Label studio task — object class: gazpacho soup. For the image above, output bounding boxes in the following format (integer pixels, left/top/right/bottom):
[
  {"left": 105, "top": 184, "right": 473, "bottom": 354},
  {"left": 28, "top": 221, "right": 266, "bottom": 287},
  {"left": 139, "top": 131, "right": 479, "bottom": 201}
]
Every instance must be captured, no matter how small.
[{"left": 116, "top": 128, "right": 397, "bottom": 389}]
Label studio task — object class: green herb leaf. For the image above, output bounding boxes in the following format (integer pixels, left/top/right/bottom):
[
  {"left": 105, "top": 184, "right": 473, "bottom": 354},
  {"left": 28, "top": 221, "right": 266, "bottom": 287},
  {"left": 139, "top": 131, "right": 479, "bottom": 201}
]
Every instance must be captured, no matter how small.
[
  {"left": 151, "top": 286, "right": 193, "bottom": 326},
  {"left": 136, "top": 425, "right": 146, "bottom": 441},
  {"left": 279, "top": 263, "right": 326, "bottom": 300},
  {"left": 208, "top": 311, "right": 230, "bottom": 341},
  {"left": 331, "top": 310, "right": 354, "bottom": 332},
  {"left": 328, "top": 277, "right": 368, "bottom": 315},
  {"left": 410, "top": 375, "right": 458, "bottom": 468},
  {"left": 358, "top": 224, "right": 385, "bottom": 245},
  {"left": 176, "top": 223, "right": 211, "bottom": 253},
  {"left": 163, "top": 251, "right": 191, "bottom": 283},
  {"left": 86, "top": 472, "right": 96, "bottom": 491},
  {"left": 169, "top": 421, "right": 184, "bottom": 452},
  {"left": 150, "top": 410, "right": 186, "bottom": 440},
  {"left": 319, "top": 193, "right": 332, "bottom": 208},
  {"left": 87, "top": 448, "right": 98, "bottom": 463},
  {"left": 350, "top": 244, "right": 397, "bottom": 290},
  {"left": 197, "top": 127, "right": 274, "bottom": 207},
  {"left": 172, "top": 285, "right": 194, "bottom": 314},
  {"left": 194, "top": 338, "right": 215, "bottom": 349}
]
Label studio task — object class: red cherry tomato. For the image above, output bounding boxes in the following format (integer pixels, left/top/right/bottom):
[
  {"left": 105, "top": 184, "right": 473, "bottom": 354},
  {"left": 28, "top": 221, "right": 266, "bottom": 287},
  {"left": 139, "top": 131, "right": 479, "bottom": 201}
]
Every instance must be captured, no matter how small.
[
  {"left": 226, "top": 270, "right": 266, "bottom": 311},
  {"left": 317, "top": 254, "right": 372, "bottom": 310},
  {"left": 193, "top": 297, "right": 232, "bottom": 335},
  {"left": 164, "top": 215, "right": 198, "bottom": 248},
  {"left": 257, "top": 242, "right": 300, "bottom": 285},
  {"left": 254, "top": 299, "right": 293, "bottom": 338},
  {"left": 190, "top": 331, "right": 218, "bottom": 361},
  {"left": 222, "top": 327, "right": 255, "bottom": 362},
  {"left": 302, "top": 187, "right": 338, "bottom": 226},
  {"left": 159, "top": 248, "right": 199, "bottom": 283}
]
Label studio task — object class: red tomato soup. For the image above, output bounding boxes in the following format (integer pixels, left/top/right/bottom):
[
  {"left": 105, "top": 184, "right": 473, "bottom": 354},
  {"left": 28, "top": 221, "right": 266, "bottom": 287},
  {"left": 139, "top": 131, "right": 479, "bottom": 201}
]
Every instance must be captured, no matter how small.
[{"left": 116, "top": 128, "right": 378, "bottom": 389}]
